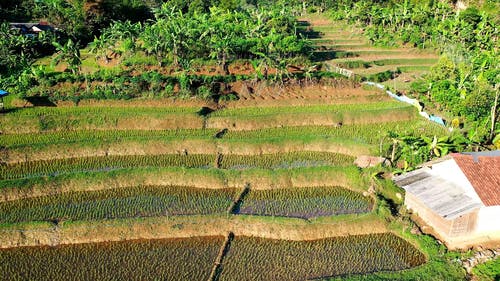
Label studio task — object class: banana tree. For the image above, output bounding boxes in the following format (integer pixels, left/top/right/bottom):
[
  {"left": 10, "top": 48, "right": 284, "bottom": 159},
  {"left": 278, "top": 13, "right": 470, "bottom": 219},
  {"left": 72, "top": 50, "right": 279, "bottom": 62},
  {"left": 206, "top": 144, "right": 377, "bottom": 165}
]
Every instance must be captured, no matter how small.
[
  {"left": 51, "top": 39, "right": 81, "bottom": 74},
  {"left": 89, "top": 34, "right": 110, "bottom": 63},
  {"left": 207, "top": 9, "right": 238, "bottom": 75},
  {"left": 141, "top": 6, "right": 195, "bottom": 69}
]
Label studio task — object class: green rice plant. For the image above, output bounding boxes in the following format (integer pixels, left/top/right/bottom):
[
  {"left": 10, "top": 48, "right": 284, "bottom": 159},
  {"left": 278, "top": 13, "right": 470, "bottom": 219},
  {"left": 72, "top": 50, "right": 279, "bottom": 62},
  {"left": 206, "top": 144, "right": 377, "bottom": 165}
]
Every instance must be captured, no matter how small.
[
  {"left": 0, "top": 129, "right": 218, "bottom": 149},
  {"left": 218, "top": 234, "right": 426, "bottom": 280},
  {"left": 0, "top": 186, "right": 237, "bottom": 223},
  {"left": 1, "top": 153, "right": 356, "bottom": 180},
  {"left": 208, "top": 107, "right": 416, "bottom": 130},
  {"left": 372, "top": 58, "right": 436, "bottom": 66},
  {"left": 237, "top": 186, "right": 373, "bottom": 218},
  {"left": 220, "top": 152, "right": 355, "bottom": 169},
  {"left": 224, "top": 120, "right": 447, "bottom": 145},
  {"left": 0, "top": 106, "right": 205, "bottom": 134},
  {"left": 0, "top": 154, "right": 214, "bottom": 180},
  {"left": 210, "top": 101, "right": 407, "bottom": 118},
  {"left": 0, "top": 166, "right": 363, "bottom": 200},
  {"left": 0, "top": 236, "right": 223, "bottom": 281}
]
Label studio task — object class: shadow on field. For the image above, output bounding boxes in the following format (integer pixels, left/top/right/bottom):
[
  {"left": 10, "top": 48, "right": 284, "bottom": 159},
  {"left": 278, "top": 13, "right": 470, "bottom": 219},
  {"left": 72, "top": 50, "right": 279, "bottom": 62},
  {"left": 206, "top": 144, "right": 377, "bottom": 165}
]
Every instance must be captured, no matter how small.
[
  {"left": 25, "top": 96, "right": 57, "bottom": 107},
  {"left": 197, "top": 106, "right": 215, "bottom": 117},
  {"left": 311, "top": 50, "right": 358, "bottom": 62}
]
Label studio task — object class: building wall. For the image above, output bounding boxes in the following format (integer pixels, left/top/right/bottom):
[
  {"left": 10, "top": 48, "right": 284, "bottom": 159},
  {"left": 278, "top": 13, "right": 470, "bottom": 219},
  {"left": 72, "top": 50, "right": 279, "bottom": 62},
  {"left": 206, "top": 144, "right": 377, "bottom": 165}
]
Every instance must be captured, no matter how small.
[
  {"left": 405, "top": 193, "right": 478, "bottom": 239},
  {"left": 405, "top": 193, "right": 453, "bottom": 236},
  {"left": 476, "top": 206, "right": 500, "bottom": 233}
]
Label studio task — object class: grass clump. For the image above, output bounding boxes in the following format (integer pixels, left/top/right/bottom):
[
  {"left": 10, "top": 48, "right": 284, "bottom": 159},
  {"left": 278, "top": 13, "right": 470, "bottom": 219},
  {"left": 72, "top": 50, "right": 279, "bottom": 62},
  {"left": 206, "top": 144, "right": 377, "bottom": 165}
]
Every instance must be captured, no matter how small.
[{"left": 472, "top": 258, "right": 500, "bottom": 281}]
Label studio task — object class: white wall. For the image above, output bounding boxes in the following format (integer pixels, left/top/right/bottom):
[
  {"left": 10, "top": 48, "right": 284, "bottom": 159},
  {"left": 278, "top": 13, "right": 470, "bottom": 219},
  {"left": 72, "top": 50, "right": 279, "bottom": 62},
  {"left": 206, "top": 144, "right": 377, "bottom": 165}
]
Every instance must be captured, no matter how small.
[{"left": 476, "top": 206, "right": 500, "bottom": 233}]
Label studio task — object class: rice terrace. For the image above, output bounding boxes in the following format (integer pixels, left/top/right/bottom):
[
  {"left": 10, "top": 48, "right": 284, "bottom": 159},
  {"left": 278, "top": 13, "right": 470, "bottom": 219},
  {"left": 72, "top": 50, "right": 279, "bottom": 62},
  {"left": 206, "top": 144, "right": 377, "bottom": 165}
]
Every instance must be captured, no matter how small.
[{"left": 0, "top": 0, "right": 499, "bottom": 280}]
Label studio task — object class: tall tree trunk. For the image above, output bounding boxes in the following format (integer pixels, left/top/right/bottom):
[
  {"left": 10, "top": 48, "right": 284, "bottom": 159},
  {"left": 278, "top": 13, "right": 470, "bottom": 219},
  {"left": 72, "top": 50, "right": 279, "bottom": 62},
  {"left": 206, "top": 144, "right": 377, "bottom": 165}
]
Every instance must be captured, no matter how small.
[
  {"left": 490, "top": 85, "right": 499, "bottom": 141},
  {"left": 391, "top": 141, "right": 398, "bottom": 165},
  {"left": 221, "top": 52, "right": 229, "bottom": 75}
]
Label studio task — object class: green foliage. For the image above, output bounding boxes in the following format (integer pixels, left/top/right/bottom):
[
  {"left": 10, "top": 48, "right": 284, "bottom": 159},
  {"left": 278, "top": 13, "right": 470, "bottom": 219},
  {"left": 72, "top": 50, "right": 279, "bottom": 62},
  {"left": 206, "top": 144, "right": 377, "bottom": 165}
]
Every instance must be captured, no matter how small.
[
  {"left": 386, "top": 132, "right": 467, "bottom": 169},
  {"left": 51, "top": 39, "right": 82, "bottom": 74},
  {"left": 330, "top": 1, "right": 499, "bottom": 146},
  {"left": 472, "top": 258, "right": 500, "bottom": 281}
]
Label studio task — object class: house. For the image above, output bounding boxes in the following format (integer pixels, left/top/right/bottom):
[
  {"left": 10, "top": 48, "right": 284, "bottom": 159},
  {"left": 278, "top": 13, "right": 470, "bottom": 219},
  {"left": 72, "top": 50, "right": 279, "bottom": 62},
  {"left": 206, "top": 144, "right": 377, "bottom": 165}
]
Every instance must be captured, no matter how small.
[
  {"left": 9, "top": 22, "right": 55, "bottom": 36},
  {"left": 394, "top": 151, "right": 500, "bottom": 249}
]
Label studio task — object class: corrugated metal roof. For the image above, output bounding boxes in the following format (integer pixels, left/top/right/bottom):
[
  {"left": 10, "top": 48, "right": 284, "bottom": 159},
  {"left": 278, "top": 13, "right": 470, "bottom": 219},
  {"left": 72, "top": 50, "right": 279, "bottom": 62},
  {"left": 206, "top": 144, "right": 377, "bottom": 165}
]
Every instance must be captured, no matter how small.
[
  {"left": 393, "top": 167, "right": 432, "bottom": 186},
  {"left": 395, "top": 169, "right": 483, "bottom": 220}
]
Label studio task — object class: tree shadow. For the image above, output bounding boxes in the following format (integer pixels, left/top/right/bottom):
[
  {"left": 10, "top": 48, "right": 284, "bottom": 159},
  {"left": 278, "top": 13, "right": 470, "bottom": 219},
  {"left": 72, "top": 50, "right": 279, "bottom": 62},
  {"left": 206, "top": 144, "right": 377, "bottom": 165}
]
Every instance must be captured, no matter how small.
[
  {"left": 300, "top": 29, "right": 322, "bottom": 39},
  {"left": 311, "top": 50, "right": 358, "bottom": 62},
  {"left": 25, "top": 96, "right": 57, "bottom": 107},
  {"left": 197, "top": 106, "right": 214, "bottom": 117}
]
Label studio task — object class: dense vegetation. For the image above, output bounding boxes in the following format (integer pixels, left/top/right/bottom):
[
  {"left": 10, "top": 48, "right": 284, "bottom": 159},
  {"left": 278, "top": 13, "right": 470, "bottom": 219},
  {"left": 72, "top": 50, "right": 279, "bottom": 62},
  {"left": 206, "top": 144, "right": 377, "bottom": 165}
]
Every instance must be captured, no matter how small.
[
  {"left": 471, "top": 258, "right": 500, "bottom": 281},
  {"left": 0, "top": 1, "right": 312, "bottom": 102},
  {"left": 327, "top": 0, "right": 499, "bottom": 148}
]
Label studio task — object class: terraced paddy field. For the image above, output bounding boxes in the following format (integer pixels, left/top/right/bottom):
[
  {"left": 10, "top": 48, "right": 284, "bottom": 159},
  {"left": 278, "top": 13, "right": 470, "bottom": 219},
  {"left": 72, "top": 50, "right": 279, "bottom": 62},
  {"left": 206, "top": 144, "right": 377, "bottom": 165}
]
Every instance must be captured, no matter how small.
[
  {"left": 219, "top": 234, "right": 425, "bottom": 281},
  {"left": 0, "top": 15, "right": 465, "bottom": 281},
  {"left": 0, "top": 186, "right": 238, "bottom": 223},
  {"left": 0, "top": 236, "right": 224, "bottom": 281},
  {"left": 236, "top": 186, "right": 373, "bottom": 219},
  {"left": 0, "top": 234, "right": 425, "bottom": 281},
  {"left": 0, "top": 85, "right": 448, "bottom": 279},
  {"left": 307, "top": 15, "right": 438, "bottom": 90}
]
